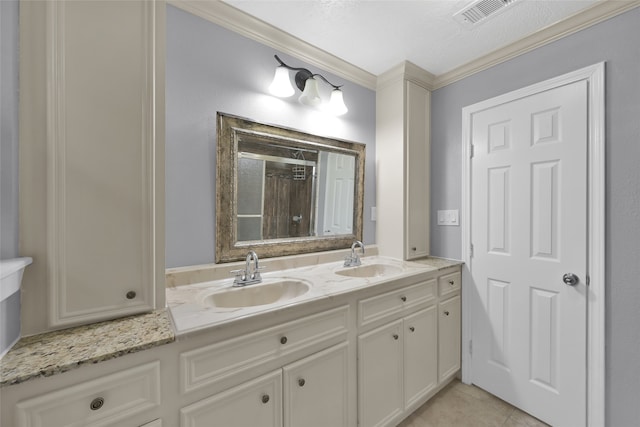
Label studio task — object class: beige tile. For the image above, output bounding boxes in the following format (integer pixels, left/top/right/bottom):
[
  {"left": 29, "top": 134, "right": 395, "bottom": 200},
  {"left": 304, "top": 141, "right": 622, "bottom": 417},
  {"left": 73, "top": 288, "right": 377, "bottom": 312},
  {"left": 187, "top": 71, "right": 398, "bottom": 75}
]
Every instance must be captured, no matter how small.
[
  {"left": 449, "top": 381, "right": 516, "bottom": 416},
  {"left": 397, "top": 412, "right": 431, "bottom": 427},
  {"left": 504, "top": 408, "right": 550, "bottom": 427},
  {"left": 407, "top": 383, "right": 512, "bottom": 427},
  {"left": 398, "top": 380, "right": 553, "bottom": 427}
]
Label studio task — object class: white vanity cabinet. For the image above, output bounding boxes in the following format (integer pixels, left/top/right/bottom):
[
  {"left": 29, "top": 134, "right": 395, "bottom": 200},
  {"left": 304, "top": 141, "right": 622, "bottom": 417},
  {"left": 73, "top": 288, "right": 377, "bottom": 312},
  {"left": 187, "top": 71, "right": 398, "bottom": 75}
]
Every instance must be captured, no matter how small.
[
  {"left": 181, "top": 343, "right": 349, "bottom": 427},
  {"left": 357, "top": 280, "right": 438, "bottom": 427},
  {"left": 19, "top": 0, "right": 165, "bottom": 332},
  {"left": 179, "top": 306, "right": 352, "bottom": 427},
  {"left": 358, "top": 268, "right": 461, "bottom": 427},
  {"left": 376, "top": 63, "right": 431, "bottom": 261},
  {"left": 437, "top": 271, "right": 462, "bottom": 382},
  {"left": 2, "top": 263, "right": 461, "bottom": 427},
  {"left": 438, "top": 295, "right": 461, "bottom": 382},
  {"left": 358, "top": 312, "right": 437, "bottom": 427}
]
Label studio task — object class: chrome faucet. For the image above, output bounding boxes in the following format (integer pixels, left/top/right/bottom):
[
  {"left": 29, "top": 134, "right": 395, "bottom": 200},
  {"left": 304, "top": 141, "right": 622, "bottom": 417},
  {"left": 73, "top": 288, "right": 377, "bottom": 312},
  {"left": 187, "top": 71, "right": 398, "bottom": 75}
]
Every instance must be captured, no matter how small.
[
  {"left": 231, "top": 250, "right": 264, "bottom": 286},
  {"left": 344, "top": 240, "right": 364, "bottom": 267}
]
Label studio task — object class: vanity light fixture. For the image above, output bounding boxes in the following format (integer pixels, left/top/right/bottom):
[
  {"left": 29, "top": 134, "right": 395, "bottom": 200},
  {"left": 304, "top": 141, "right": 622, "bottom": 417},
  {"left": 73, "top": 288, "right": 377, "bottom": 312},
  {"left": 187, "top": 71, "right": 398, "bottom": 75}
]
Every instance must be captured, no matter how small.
[{"left": 268, "top": 54, "right": 348, "bottom": 116}]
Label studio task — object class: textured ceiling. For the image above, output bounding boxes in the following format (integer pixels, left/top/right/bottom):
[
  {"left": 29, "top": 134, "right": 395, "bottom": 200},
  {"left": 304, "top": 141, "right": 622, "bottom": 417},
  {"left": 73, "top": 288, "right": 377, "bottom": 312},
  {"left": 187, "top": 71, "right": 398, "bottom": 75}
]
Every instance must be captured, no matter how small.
[{"left": 223, "top": 0, "right": 603, "bottom": 76}]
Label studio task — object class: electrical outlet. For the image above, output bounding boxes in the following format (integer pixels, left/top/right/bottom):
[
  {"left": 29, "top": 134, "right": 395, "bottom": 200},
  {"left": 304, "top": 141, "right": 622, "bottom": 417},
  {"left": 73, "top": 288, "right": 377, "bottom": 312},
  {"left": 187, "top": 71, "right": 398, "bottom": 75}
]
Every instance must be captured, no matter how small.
[{"left": 371, "top": 206, "right": 377, "bottom": 221}]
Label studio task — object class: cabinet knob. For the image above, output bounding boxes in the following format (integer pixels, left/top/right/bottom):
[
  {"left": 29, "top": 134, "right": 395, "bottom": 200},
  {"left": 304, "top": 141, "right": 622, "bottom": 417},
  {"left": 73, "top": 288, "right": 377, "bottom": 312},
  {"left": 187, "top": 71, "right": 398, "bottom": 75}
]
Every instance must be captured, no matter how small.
[
  {"left": 280, "top": 336, "right": 288, "bottom": 345},
  {"left": 261, "top": 394, "right": 270, "bottom": 404},
  {"left": 393, "top": 334, "right": 399, "bottom": 340},
  {"left": 400, "top": 296, "right": 407, "bottom": 302},
  {"left": 126, "top": 291, "right": 136, "bottom": 300},
  {"left": 409, "top": 326, "right": 415, "bottom": 332},
  {"left": 298, "top": 378, "right": 306, "bottom": 387},
  {"left": 449, "top": 280, "right": 455, "bottom": 286},
  {"left": 412, "top": 247, "right": 417, "bottom": 251},
  {"left": 90, "top": 397, "right": 105, "bottom": 411},
  {"left": 444, "top": 311, "right": 450, "bottom": 316}
]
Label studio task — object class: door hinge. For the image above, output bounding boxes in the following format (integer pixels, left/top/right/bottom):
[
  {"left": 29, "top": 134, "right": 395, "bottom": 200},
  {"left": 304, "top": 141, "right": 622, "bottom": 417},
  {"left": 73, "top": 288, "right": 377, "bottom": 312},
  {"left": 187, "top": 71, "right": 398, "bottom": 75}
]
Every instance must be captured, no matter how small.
[
  {"left": 586, "top": 274, "right": 590, "bottom": 286},
  {"left": 469, "top": 340, "right": 473, "bottom": 355},
  {"left": 470, "top": 144, "right": 475, "bottom": 158},
  {"left": 470, "top": 244, "right": 474, "bottom": 257}
]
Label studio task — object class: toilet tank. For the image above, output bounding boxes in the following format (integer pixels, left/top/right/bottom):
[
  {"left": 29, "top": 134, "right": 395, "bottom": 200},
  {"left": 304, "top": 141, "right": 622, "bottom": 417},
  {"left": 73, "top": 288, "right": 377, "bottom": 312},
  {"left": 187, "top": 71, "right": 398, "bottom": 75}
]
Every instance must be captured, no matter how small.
[{"left": 0, "top": 257, "right": 33, "bottom": 358}]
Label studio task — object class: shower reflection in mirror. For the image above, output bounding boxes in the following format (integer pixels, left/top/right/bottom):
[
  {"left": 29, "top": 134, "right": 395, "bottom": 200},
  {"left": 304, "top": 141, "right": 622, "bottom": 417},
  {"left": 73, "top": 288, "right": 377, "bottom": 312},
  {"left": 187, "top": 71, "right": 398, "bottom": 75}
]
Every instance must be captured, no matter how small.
[{"left": 236, "top": 139, "right": 355, "bottom": 242}]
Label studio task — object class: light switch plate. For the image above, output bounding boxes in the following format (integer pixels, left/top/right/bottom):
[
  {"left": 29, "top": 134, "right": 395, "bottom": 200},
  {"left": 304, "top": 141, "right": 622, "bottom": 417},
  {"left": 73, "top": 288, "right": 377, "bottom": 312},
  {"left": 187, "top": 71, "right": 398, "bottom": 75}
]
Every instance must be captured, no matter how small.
[{"left": 437, "top": 209, "right": 459, "bottom": 226}]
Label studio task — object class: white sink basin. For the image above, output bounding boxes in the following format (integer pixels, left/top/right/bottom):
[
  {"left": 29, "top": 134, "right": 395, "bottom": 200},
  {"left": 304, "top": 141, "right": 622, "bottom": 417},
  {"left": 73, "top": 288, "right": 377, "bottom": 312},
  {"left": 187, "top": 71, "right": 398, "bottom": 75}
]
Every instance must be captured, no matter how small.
[
  {"left": 0, "top": 257, "right": 33, "bottom": 301},
  {"left": 201, "top": 279, "right": 311, "bottom": 308},
  {"left": 335, "top": 263, "right": 403, "bottom": 278}
]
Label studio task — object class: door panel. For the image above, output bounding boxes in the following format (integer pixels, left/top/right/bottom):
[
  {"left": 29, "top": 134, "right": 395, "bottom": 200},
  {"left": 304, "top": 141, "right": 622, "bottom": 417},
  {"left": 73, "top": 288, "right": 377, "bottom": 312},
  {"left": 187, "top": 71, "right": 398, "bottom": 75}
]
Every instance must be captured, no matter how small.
[
  {"left": 438, "top": 295, "right": 461, "bottom": 382},
  {"left": 404, "top": 307, "right": 437, "bottom": 409},
  {"left": 180, "top": 370, "right": 282, "bottom": 427},
  {"left": 283, "top": 343, "right": 349, "bottom": 427},
  {"left": 470, "top": 80, "right": 588, "bottom": 426},
  {"left": 358, "top": 320, "right": 403, "bottom": 427}
]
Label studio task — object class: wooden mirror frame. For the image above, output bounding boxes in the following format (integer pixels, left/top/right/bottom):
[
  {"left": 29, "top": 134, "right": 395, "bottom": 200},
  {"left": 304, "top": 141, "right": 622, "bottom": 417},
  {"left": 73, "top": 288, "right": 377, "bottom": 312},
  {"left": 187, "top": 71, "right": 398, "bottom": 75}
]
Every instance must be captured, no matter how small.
[{"left": 216, "top": 112, "right": 366, "bottom": 263}]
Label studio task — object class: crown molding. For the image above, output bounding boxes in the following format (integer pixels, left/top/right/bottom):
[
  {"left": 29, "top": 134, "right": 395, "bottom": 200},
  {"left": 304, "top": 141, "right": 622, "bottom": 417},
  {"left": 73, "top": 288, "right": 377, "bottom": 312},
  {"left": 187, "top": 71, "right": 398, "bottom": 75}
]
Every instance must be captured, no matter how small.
[
  {"left": 376, "top": 63, "right": 406, "bottom": 91},
  {"left": 403, "top": 61, "right": 436, "bottom": 91},
  {"left": 167, "top": 0, "right": 377, "bottom": 90},
  {"left": 432, "top": 0, "right": 640, "bottom": 89},
  {"left": 376, "top": 61, "right": 436, "bottom": 91},
  {"left": 168, "top": 0, "right": 638, "bottom": 92}
]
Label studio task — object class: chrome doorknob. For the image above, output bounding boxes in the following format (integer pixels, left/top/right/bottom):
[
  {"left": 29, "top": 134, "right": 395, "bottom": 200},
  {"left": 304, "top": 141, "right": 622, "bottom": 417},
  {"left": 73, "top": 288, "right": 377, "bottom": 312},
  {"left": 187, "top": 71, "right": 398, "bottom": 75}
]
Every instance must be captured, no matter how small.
[{"left": 563, "top": 273, "right": 579, "bottom": 286}]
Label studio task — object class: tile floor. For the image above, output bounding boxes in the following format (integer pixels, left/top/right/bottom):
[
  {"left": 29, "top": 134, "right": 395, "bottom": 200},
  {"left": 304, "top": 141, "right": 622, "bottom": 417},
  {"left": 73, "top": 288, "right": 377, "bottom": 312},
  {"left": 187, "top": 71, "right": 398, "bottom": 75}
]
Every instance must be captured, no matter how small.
[{"left": 398, "top": 380, "right": 550, "bottom": 427}]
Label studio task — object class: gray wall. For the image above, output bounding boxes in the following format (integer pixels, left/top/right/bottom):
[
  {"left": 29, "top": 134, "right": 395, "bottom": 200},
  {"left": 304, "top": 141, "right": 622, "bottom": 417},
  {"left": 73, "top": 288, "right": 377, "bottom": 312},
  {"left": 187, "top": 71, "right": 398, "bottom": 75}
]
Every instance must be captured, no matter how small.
[
  {"left": 430, "top": 8, "right": 640, "bottom": 425},
  {"left": 166, "top": 5, "right": 376, "bottom": 268},
  {"left": 0, "top": 0, "right": 20, "bottom": 259}
]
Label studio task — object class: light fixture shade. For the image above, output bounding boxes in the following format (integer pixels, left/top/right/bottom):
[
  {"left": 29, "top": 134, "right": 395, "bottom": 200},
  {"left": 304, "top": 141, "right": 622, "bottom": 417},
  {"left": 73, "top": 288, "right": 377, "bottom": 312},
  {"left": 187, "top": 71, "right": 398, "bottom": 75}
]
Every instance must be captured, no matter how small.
[
  {"left": 298, "top": 77, "right": 322, "bottom": 107},
  {"left": 269, "top": 66, "right": 295, "bottom": 97},
  {"left": 328, "top": 89, "right": 348, "bottom": 115}
]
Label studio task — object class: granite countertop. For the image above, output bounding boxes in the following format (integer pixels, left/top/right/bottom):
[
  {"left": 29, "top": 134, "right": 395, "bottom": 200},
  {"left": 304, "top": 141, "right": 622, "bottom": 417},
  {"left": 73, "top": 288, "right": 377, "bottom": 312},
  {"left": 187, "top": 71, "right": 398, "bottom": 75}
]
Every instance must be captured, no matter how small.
[
  {"left": 0, "top": 309, "right": 175, "bottom": 387},
  {"left": 411, "top": 256, "right": 464, "bottom": 269}
]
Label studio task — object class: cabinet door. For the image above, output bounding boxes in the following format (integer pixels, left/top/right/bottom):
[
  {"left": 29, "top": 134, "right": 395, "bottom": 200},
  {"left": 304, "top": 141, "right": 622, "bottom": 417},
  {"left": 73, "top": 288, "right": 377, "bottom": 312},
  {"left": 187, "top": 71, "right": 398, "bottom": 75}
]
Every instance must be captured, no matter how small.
[
  {"left": 283, "top": 343, "right": 349, "bottom": 427},
  {"left": 180, "top": 370, "right": 282, "bottom": 427},
  {"left": 44, "top": 0, "right": 161, "bottom": 328},
  {"left": 405, "top": 81, "right": 430, "bottom": 260},
  {"left": 358, "top": 320, "right": 403, "bottom": 427},
  {"left": 404, "top": 306, "right": 438, "bottom": 409},
  {"left": 438, "top": 295, "right": 461, "bottom": 382}
]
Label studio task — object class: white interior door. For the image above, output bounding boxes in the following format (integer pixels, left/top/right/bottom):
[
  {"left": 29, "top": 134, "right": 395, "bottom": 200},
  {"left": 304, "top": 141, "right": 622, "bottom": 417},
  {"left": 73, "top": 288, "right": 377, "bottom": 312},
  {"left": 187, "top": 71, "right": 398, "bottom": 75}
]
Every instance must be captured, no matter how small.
[
  {"left": 470, "top": 80, "right": 588, "bottom": 426},
  {"left": 322, "top": 152, "right": 355, "bottom": 235}
]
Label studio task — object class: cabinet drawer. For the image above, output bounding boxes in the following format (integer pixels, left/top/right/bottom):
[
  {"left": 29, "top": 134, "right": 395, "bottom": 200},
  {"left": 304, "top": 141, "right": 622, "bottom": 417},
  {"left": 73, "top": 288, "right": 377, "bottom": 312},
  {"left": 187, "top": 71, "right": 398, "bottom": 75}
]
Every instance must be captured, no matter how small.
[
  {"left": 358, "top": 280, "right": 435, "bottom": 327},
  {"left": 16, "top": 361, "right": 160, "bottom": 427},
  {"left": 438, "top": 272, "right": 461, "bottom": 298},
  {"left": 180, "top": 305, "right": 349, "bottom": 393}
]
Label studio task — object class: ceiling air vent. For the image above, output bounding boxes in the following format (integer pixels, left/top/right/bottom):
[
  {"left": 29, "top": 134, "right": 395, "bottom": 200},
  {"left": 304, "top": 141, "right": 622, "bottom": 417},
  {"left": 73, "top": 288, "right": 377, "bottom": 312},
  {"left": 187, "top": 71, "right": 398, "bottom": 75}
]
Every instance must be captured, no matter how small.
[{"left": 454, "top": 0, "right": 520, "bottom": 27}]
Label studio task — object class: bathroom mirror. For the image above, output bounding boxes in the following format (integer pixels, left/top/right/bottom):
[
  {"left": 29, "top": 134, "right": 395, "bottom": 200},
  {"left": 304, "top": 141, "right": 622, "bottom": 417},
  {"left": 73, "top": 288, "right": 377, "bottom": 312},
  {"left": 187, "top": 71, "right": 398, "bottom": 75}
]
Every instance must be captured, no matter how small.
[{"left": 216, "top": 113, "right": 365, "bottom": 262}]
